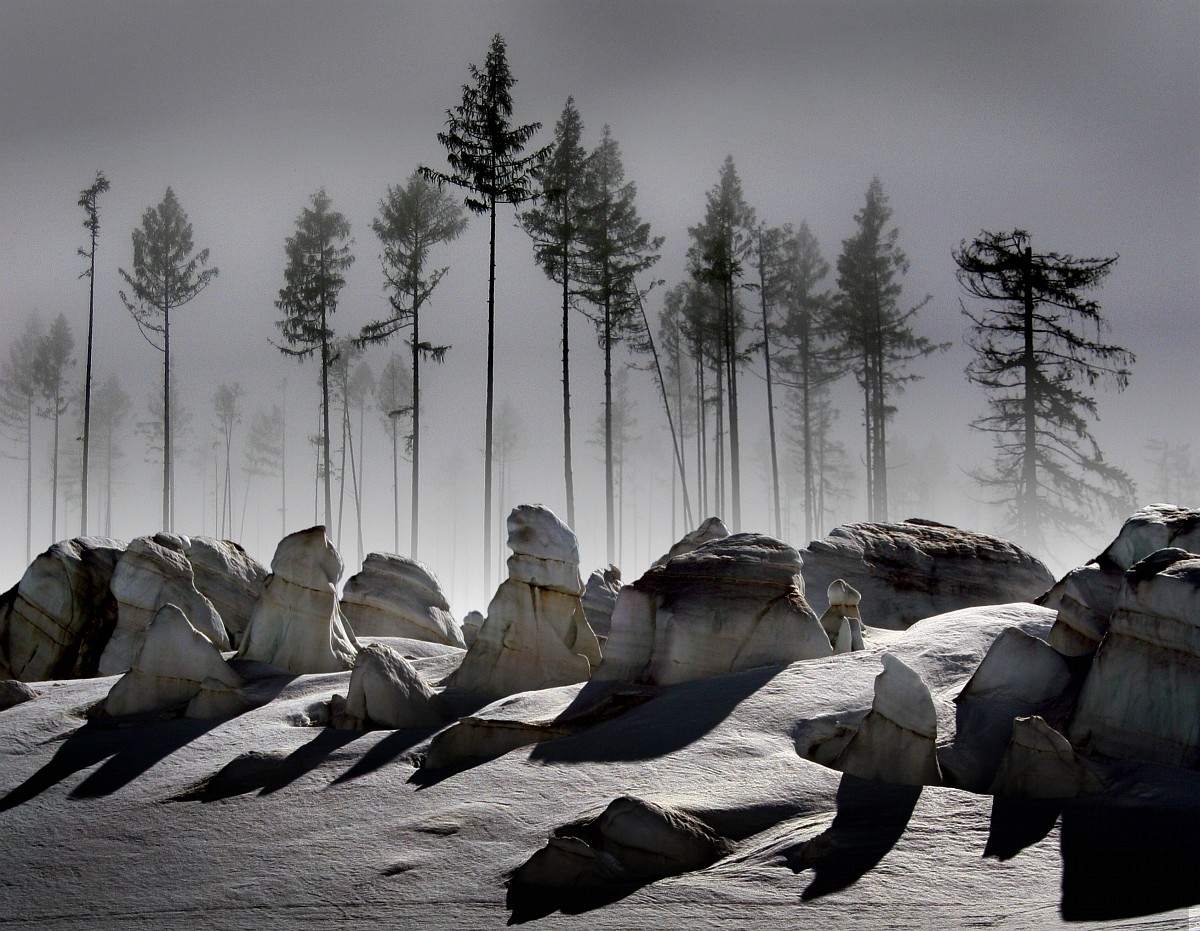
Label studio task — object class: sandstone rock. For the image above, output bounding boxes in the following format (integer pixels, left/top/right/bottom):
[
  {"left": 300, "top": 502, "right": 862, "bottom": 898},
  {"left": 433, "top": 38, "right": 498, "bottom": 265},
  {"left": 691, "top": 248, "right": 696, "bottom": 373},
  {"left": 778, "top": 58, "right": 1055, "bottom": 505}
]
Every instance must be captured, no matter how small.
[
  {"left": 99, "top": 536, "right": 228, "bottom": 676},
  {"left": 651, "top": 516, "right": 729, "bottom": 568},
  {"left": 460, "top": 610, "right": 484, "bottom": 648},
  {"left": 173, "top": 535, "right": 267, "bottom": 647},
  {"left": 1045, "top": 504, "right": 1200, "bottom": 655},
  {"left": 0, "top": 537, "right": 125, "bottom": 681},
  {"left": 340, "top": 553, "right": 463, "bottom": 647},
  {"left": 801, "top": 519, "right": 1054, "bottom": 630},
  {"left": 0, "top": 679, "right": 38, "bottom": 710},
  {"left": 1068, "top": 548, "right": 1200, "bottom": 768},
  {"left": 834, "top": 653, "right": 942, "bottom": 786},
  {"left": 581, "top": 565, "right": 622, "bottom": 639},
  {"left": 237, "top": 527, "right": 358, "bottom": 674},
  {"left": 991, "top": 716, "right": 1105, "bottom": 798},
  {"left": 819, "top": 579, "right": 865, "bottom": 653},
  {"left": 104, "top": 604, "right": 244, "bottom": 718},
  {"left": 334, "top": 642, "right": 445, "bottom": 730},
  {"left": 595, "top": 533, "right": 831, "bottom": 686},
  {"left": 447, "top": 507, "right": 600, "bottom": 700},
  {"left": 956, "top": 626, "right": 1073, "bottom": 705}
]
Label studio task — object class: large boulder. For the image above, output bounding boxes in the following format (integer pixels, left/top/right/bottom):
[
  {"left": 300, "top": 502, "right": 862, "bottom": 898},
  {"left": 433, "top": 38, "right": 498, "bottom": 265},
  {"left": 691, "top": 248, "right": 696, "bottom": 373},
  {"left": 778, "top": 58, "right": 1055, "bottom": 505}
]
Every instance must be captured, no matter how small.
[
  {"left": 447, "top": 506, "right": 601, "bottom": 700},
  {"left": 580, "top": 565, "right": 622, "bottom": 639},
  {"left": 340, "top": 554, "right": 463, "bottom": 647},
  {"left": 99, "top": 536, "right": 229, "bottom": 676},
  {"left": 651, "top": 516, "right": 729, "bottom": 567},
  {"left": 237, "top": 527, "right": 358, "bottom": 674},
  {"left": 1044, "top": 504, "right": 1200, "bottom": 655},
  {"left": 990, "top": 716, "right": 1105, "bottom": 799},
  {"left": 104, "top": 604, "right": 245, "bottom": 719},
  {"left": 0, "top": 537, "right": 125, "bottom": 681},
  {"left": 595, "top": 532, "right": 831, "bottom": 686},
  {"left": 800, "top": 519, "right": 1054, "bottom": 630},
  {"left": 333, "top": 642, "right": 445, "bottom": 730},
  {"left": 1068, "top": 548, "right": 1200, "bottom": 768}
]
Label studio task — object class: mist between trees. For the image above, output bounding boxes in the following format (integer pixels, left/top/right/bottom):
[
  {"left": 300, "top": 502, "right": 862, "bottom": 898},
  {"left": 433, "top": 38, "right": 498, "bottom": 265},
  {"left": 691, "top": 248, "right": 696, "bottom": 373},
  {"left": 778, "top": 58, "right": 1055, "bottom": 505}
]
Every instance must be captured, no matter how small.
[{"left": 2, "top": 32, "right": 1195, "bottom": 613}]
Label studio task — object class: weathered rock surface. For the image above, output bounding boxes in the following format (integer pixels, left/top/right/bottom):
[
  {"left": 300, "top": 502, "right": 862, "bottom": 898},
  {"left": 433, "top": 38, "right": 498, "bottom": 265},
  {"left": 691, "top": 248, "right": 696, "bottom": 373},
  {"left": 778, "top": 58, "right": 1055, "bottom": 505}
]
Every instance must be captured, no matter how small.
[
  {"left": 447, "top": 507, "right": 600, "bottom": 700},
  {"left": 834, "top": 652, "right": 942, "bottom": 785},
  {"left": 104, "top": 604, "right": 244, "bottom": 718},
  {"left": 801, "top": 519, "right": 1054, "bottom": 630},
  {"left": 510, "top": 795, "right": 729, "bottom": 889},
  {"left": 991, "top": 716, "right": 1105, "bottom": 798},
  {"left": 581, "top": 565, "right": 622, "bottom": 639},
  {"left": 340, "top": 553, "right": 463, "bottom": 647},
  {"left": 818, "top": 579, "right": 865, "bottom": 653},
  {"left": 334, "top": 642, "right": 445, "bottom": 730},
  {"left": 0, "top": 537, "right": 125, "bottom": 681},
  {"left": 0, "top": 679, "right": 38, "bottom": 711},
  {"left": 651, "top": 516, "right": 729, "bottom": 568},
  {"left": 1044, "top": 504, "right": 1200, "bottom": 655},
  {"left": 237, "top": 527, "right": 358, "bottom": 674},
  {"left": 170, "top": 535, "right": 267, "bottom": 647},
  {"left": 956, "top": 626, "right": 1073, "bottom": 705},
  {"left": 1068, "top": 548, "right": 1200, "bottom": 768},
  {"left": 460, "top": 610, "right": 484, "bottom": 648},
  {"left": 99, "top": 536, "right": 228, "bottom": 676},
  {"left": 596, "top": 533, "right": 831, "bottom": 685}
]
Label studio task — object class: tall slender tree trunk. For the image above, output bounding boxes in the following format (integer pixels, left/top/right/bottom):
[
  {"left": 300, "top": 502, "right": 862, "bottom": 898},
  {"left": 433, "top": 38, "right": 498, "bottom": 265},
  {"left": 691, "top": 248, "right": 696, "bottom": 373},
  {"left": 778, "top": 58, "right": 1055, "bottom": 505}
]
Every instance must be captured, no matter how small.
[
  {"left": 105, "top": 427, "right": 113, "bottom": 536},
  {"left": 356, "top": 396, "right": 365, "bottom": 566},
  {"left": 561, "top": 251, "right": 575, "bottom": 528},
  {"left": 483, "top": 196, "right": 497, "bottom": 593},
  {"left": 714, "top": 355, "right": 725, "bottom": 516},
  {"left": 320, "top": 299, "right": 332, "bottom": 531},
  {"left": 757, "top": 251, "right": 781, "bottom": 537},
  {"left": 280, "top": 392, "right": 287, "bottom": 540},
  {"left": 163, "top": 300, "right": 172, "bottom": 532},
  {"left": 696, "top": 354, "right": 706, "bottom": 517},
  {"left": 411, "top": 279, "right": 421, "bottom": 558},
  {"left": 51, "top": 404, "right": 60, "bottom": 542},
  {"left": 82, "top": 226, "right": 98, "bottom": 536},
  {"left": 1020, "top": 244, "right": 1039, "bottom": 547},
  {"left": 604, "top": 291, "right": 615, "bottom": 565},
  {"left": 25, "top": 397, "right": 32, "bottom": 562},
  {"left": 336, "top": 384, "right": 350, "bottom": 548},
  {"left": 801, "top": 317, "right": 815, "bottom": 542},
  {"left": 725, "top": 276, "right": 742, "bottom": 531},
  {"left": 346, "top": 398, "right": 363, "bottom": 567},
  {"left": 391, "top": 418, "right": 400, "bottom": 554}
]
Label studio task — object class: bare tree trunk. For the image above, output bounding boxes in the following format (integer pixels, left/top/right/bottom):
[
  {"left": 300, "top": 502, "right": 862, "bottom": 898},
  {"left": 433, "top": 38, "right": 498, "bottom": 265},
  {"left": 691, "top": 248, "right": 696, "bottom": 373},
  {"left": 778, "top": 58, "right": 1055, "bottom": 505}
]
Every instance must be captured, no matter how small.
[
  {"left": 163, "top": 301, "right": 172, "bottom": 532},
  {"left": 51, "top": 402, "right": 60, "bottom": 542},
  {"left": 1020, "top": 245, "right": 1039, "bottom": 547},
  {"left": 604, "top": 289, "right": 615, "bottom": 565},
  {"left": 411, "top": 278, "right": 421, "bottom": 558},
  {"left": 725, "top": 276, "right": 742, "bottom": 530},
  {"left": 757, "top": 248, "right": 781, "bottom": 537},
  {"left": 561, "top": 251, "right": 575, "bottom": 528},
  {"left": 483, "top": 197, "right": 497, "bottom": 594}
]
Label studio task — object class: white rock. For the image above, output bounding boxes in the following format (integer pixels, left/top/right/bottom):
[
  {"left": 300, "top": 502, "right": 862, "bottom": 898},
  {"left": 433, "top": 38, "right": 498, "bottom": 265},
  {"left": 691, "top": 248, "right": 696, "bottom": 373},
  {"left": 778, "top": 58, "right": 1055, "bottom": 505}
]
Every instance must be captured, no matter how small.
[
  {"left": 100, "top": 536, "right": 228, "bottom": 676},
  {"left": 0, "top": 679, "right": 38, "bottom": 710},
  {"left": 0, "top": 537, "right": 125, "bottom": 681},
  {"left": 990, "top": 716, "right": 1105, "bottom": 798},
  {"left": 596, "top": 533, "right": 831, "bottom": 685},
  {"left": 956, "top": 627, "right": 1072, "bottom": 705},
  {"left": 460, "top": 610, "right": 484, "bottom": 648},
  {"left": 335, "top": 642, "right": 445, "bottom": 730},
  {"left": 341, "top": 553, "right": 463, "bottom": 647},
  {"left": 835, "top": 652, "right": 942, "bottom": 785},
  {"left": 174, "top": 535, "right": 268, "bottom": 648},
  {"left": 104, "top": 604, "right": 244, "bottom": 717},
  {"left": 581, "top": 565, "right": 622, "bottom": 639},
  {"left": 236, "top": 527, "right": 358, "bottom": 674},
  {"left": 801, "top": 519, "right": 1054, "bottom": 630},
  {"left": 651, "top": 516, "right": 729, "bottom": 568},
  {"left": 1068, "top": 548, "right": 1200, "bottom": 768},
  {"left": 819, "top": 579, "right": 865, "bottom": 652},
  {"left": 505, "top": 505, "right": 583, "bottom": 595}
]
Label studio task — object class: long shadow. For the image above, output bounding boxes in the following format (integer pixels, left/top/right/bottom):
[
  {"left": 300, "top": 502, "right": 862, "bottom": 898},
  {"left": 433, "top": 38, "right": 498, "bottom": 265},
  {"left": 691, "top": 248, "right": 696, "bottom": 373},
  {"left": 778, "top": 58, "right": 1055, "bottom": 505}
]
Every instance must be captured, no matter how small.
[
  {"left": 783, "top": 773, "right": 922, "bottom": 900},
  {"left": 984, "top": 795, "right": 1062, "bottom": 861},
  {"left": 333, "top": 726, "right": 439, "bottom": 785},
  {"left": 1059, "top": 798, "right": 1200, "bottom": 921},
  {"left": 1, "top": 714, "right": 221, "bottom": 809},
  {"left": 529, "top": 665, "right": 783, "bottom": 765},
  {"left": 506, "top": 882, "right": 642, "bottom": 925}
]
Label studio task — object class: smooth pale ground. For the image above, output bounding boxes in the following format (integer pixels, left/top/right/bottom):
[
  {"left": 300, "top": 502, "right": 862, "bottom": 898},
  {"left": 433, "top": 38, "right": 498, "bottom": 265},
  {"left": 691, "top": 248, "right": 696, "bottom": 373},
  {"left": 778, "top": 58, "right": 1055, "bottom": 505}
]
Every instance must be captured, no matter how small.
[{"left": 0, "top": 607, "right": 1194, "bottom": 930}]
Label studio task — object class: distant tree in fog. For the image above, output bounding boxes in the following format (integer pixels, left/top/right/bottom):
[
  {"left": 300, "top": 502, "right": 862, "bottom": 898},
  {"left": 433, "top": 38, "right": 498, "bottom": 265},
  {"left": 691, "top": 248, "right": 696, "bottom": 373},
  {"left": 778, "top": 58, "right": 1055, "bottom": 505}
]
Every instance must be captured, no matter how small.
[
  {"left": 521, "top": 96, "right": 591, "bottom": 529},
  {"left": 364, "top": 170, "right": 466, "bottom": 559},
  {"left": 138, "top": 379, "right": 193, "bottom": 511},
  {"left": 274, "top": 188, "right": 353, "bottom": 532},
  {"left": 1144, "top": 440, "right": 1198, "bottom": 506},
  {"left": 77, "top": 170, "right": 110, "bottom": 535},
  {"left": 243, "top": 404, "right": 284, "bottom": 541},
  {"left": 577, "top": 125, "right": 661, "bottom": 564},
  {"left": 119, "top": 187, "right": 218, "bottom": 532},
  {"left": 420, "top": 32, "right": 549, "bottom": 593},
  {"left": 657, "top": 292, "right": 698, "bottom": 538},
  {"left": 0, "top": 312, "right": 45, "bottom": 562},
  {"left": 954, "top": 228, "right": 1136, "bottom": 551},
  {"left": 376, "top": 352, "right": 413, "bottom": 555},
  {"left": 329, "top": 341, "right": 371, "bottom": 564},
  {"left": 830, "top": 177, "right": 942, "bottom": 523},
  {"left": 35, "top": 313, "right": 76, "bottom": 543},
  {"left": 212, "top": 382, "right": 243, "bottom": 539},
  {"left": 92, "top": 374, "right": 131, "bottom": 536},
  {"left": 748, "top": 224, "right": 787, "bottom": 537}
]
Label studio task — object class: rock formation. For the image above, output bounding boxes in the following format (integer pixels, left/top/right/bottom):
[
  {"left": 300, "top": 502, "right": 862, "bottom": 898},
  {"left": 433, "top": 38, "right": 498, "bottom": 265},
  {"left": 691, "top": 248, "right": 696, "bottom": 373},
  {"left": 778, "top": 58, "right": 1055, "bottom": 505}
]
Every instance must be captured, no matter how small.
[
  {"left": 171, "top": 535, "right": 267, "bottom": 647},
  {"left": 818, "top": 579, "right": 865, "bottom": 653},
  {"left": 990, "top": 716, "right": 1105, "bottom": 798},
  {"left": 1068, "top": 548, "right": 1200, "bottom": 768},
  {"left": 834, "top": 653, "right": 942, "bottom": 785},
  {"left": 651, "top": 516, "right": 729, "bottom": 568},
  {"left": 596, "top": 532, "right": 831, "bottom": 686},
  {"left": 340, "top": 554, "right": 463, "bottom": 647},
  {"left": 0, "top": 679, "right": 38, "bottom": 711},
  {"left": 237, "top": 526, "right": 358, "bottom": 674},
  {"left": 104, "top": 604, "right": 245, "bottom": 718},
  {"left": 447, "top": 506, "right": 601, "bottom": 699},
  {"left": 955, "top": 626, "right": 1073, "bottom": 706},
  {"left": 333, "top": 642, "right": 445, "bottom": 730},
  {"left": 1044, "top": 504, "right": 1200, "bottom": 655},
  {"left": 99, "top": 536, "right": 229, "bottom": 676},
  {"left": 460, "top": 610, "right": 484, "bottom": 648},
  {"left": 0, "top": 537, "right": 125, "bottom": 681},
  {"left": 800, "top": 519, "right": 1054, "bottom": 630},
  {"left": 581, "top": 565, "right": 622, "bottom": 639}
]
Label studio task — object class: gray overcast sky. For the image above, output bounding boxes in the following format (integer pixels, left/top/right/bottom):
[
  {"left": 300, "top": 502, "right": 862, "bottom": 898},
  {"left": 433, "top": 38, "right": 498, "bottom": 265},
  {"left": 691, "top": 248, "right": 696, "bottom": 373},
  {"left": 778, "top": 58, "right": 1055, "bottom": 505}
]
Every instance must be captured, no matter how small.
[{"left": 2, "top": 1, "right": 1197, "bottom": 606}]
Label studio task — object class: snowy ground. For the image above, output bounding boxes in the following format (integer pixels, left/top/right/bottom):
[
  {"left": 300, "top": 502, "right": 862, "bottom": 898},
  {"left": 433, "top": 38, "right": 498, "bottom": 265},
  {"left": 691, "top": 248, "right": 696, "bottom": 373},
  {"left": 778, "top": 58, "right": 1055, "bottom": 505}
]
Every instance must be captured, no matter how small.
[{"left": 1, "top": 608, "right": 1196, "bottom": 930}]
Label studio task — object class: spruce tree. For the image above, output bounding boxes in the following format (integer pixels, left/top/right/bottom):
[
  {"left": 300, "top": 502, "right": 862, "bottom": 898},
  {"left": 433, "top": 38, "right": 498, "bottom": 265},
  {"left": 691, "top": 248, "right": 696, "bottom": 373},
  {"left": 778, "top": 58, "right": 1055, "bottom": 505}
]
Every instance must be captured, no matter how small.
[
  {"left": 953, "top": 229, "right": 1135, "bottom": 549},
  {"left": 420, "top": 33, "right": 548, "bottom": 592}
]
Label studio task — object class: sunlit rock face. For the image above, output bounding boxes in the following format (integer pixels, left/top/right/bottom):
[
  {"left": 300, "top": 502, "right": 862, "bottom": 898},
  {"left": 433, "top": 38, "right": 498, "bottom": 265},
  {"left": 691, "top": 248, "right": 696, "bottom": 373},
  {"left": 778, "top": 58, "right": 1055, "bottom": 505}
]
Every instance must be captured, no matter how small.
[
  {"left": 595, "top": 532, "right": 831, "bottom": 686},
  {"left": 818, "top": 579, "right": 865, "bottom": 653},
  {"left": 1045, "top": 504, "right": 1200, "bottom": 656},
  {"left": 340, "top": 554, "right": 463, "bottom": 647},
  {"left": 163, "top": 534, "right": 268, "bottom": 649},
  {"left": 991, "top": 715, "right": 1105, "bottom": 799},
  {"left": 447, "top": 506, "right": 601, "bottom": 700},
  {"left": 104, "top": 604, "right": 244, "bottom": 718},
  {"left": 800, "top": 519, "right": 1054, "bottom": 630},
  {"left": 834, "top": 652, "right": 942, "bottom": 786},
  {"left": 1068, "top": 548, "right": 1200, "bottom": 768},
  {"left": 581, "top": 565, "right": 622, "bottom": 639},
  {"left": 0, "top": 537, "right": 125, "bottom": 681},
  {"left": 237, "top": 526, "right": 358, "bottom": 674},
  {"left": 99, "top": 536, "right": 229, "bottom": 676},
  {"left": 0, "top": 679, "right": 38, "bottom": 710},
  {"left": 333, "top": 642, "right": 445, "bottom": 730},
  {"left": 651, "top": 516, "right": 729, "bottom": 568}
]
